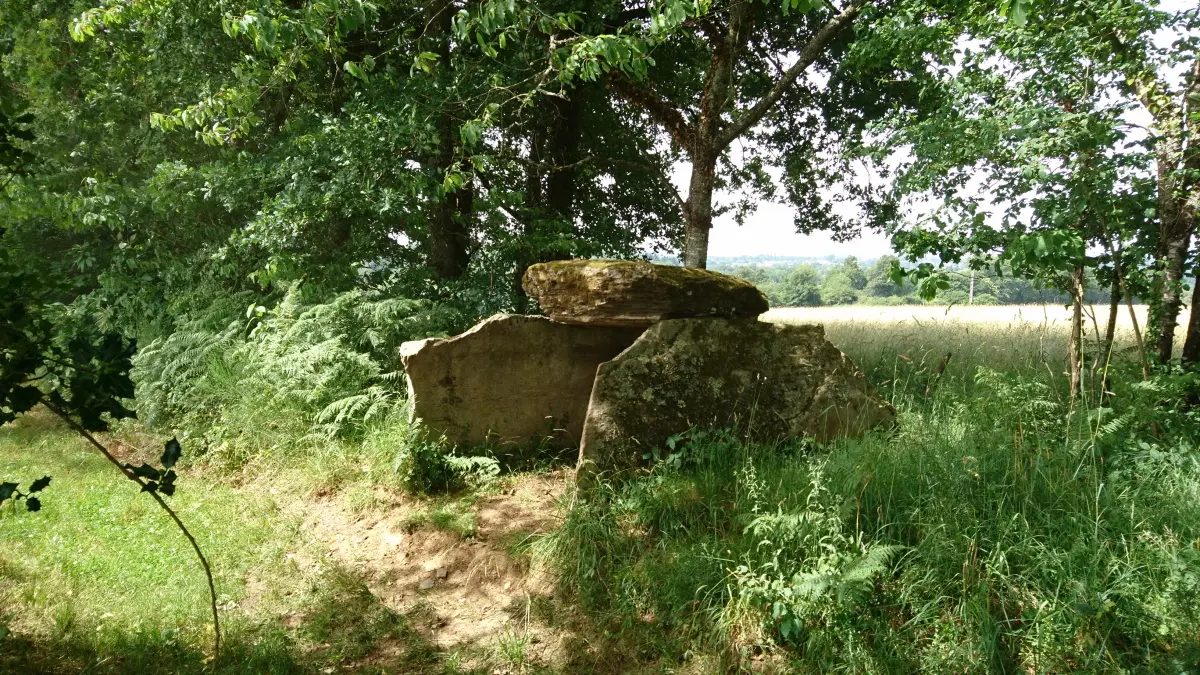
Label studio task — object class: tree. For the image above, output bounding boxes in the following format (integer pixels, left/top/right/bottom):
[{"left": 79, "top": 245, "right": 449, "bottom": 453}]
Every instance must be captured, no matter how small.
[
  {"left": 863, "top": 255, "right": 903, "bottom": 297},
  {"left": 834, "top": 256, "right": 867, "bottom": 290},
  {"left": 778, "top": 264, "right": 823, "bottom": 305},
  {"left": 821, "top": 270, "right": 859, "bottom": 304},
  {"left": 3, "top": 0, "right": 687, "bottom": 336},
  {"left": 873, "top": 0, "right": 1186, "bottom": 394},
  {"left": 477, "top": 0, "right": 991, "bottom": 269}
]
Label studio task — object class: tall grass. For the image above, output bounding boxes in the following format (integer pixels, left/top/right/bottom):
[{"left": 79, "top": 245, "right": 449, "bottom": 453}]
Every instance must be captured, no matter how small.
[{"left": 540, "top": 313, "right": 1200, "bottom": 673}]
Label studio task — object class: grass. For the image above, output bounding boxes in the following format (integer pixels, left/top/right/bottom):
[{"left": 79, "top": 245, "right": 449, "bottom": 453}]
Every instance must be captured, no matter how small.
[
  {"left": 402, "top": 498, "right": 479, "bottom": 539},
  {"left": 0, "top": 413, "right": 444, "bottom": 674},
  {"left": 3, "top": 305, "right": 1200, "bottom": 673},
  {"left": 537, "top": 306, "right": 1200, "bottom": 673}
]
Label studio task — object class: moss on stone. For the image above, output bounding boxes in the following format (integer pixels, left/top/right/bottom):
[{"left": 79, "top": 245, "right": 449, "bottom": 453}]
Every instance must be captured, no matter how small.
[{"left": 522, "top": 259, "right": 768, "bottom": 327}]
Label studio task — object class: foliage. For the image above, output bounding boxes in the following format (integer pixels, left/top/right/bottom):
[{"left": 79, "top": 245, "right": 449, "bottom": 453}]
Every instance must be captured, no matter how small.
[
  {"left": 733, "top": 461, "right": 903, "bottom": 656},
  {"left": 132, "top": 287, "right": 464, "bottom": 455},
  {"left": 819, "top": 271, "right": 859, "bottom": 305},
  {"left": 0, "top": 475, "right": 50, "bottom": 512},
  {"left": 869, "top": 0, "right": 1197, "bottom": 359},
  {"left": 776, "top": 265, "right": 824, "bottom": 306},
  {"left": 540, "top": 317, "right": 1200, "bottom": 672},
  {"left": 718, "top": 255, "right": 1118, "bottom": 307}
]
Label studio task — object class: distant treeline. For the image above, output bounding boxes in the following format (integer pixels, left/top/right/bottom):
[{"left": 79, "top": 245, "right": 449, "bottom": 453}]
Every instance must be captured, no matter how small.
[{"left": 706, "top": 256, "right": 1115, "bottom": 308}]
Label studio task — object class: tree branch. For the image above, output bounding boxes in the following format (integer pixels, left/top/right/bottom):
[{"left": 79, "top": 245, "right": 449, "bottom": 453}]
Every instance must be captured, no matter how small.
[
  {"left": 716, "top": 0, "right": 871, "bottom": 148},
  {"left": 1180, "top": 56, "right": 1200, "bottom": 192},
  {"left": 606, "top": 74, "right": 695, "bottom": 153},
  {"left": 40, "top": 398, "right": 222, "bottom": 661}
]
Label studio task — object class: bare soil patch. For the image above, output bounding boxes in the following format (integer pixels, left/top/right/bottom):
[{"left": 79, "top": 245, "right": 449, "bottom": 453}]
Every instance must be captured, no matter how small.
[{"left": 289, "top": 470, "right": 575, "bottom": 669}]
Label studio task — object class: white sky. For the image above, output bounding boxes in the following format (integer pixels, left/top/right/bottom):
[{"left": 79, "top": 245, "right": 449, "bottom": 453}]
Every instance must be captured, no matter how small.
[{"left": 697, "top": 0, "right": 1194, "bottom": 260}]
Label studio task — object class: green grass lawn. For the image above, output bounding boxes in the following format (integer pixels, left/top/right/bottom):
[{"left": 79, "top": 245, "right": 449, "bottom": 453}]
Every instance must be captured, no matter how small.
[{"left": 0, "top": 414, "right": 437, "bottom": 674}]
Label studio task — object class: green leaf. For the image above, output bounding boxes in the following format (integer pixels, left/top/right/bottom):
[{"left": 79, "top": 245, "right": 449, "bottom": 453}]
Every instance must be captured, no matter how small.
[
  {"left": 161, "top": 437, "right": 182, "bottom": 469},
  {"left": 7, "top": 385, "right": 40, "bottom": 414},
  {"left": 128, "top": 463, "right": 161, "bottom": 481},
  {"left": 1010, "top": 0, "right": 1029, "bottom": 26},
  {"left": 0, "top": 482, "right": 17, "bottom": 503},
  {"left": 159, "top": 470, "right": 178, "bottom": 497}
]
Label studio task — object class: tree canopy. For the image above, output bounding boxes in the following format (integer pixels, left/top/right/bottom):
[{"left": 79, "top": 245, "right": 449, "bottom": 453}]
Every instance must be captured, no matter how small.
[{"left": 0, "top": 0, "right": 1197, "bottom": 364}]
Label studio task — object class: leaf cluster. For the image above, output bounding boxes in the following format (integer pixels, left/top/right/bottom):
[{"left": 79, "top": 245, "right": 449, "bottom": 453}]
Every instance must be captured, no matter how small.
[{"left": 0, "top": 475, "right": 50, "bottom": 512}]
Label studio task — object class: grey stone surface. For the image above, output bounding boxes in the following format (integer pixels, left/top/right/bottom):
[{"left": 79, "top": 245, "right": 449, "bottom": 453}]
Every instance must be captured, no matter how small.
[
  {"left": 400, "top": 314, "right": 643, "bottom": 449},
  {"left": 522, "top": 259, "right": 769, "bottom": 328},
  {"left": 577, "top": 318, "right": 895, "bottom": 477}
]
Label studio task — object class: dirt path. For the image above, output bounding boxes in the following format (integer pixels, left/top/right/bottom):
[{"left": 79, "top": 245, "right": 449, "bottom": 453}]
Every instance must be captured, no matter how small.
[{"left": 288, "top": 470, "right": 577, "bottom": 671}]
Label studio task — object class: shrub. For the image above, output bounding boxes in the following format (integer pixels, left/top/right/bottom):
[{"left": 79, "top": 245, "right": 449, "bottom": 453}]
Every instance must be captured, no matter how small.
[{"left": 132, "top": 287, "right": 464, "bottom": 459}]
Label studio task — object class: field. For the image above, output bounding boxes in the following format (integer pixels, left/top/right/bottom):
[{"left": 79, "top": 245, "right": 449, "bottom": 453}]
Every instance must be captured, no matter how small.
[
  {"left": 768, "top": 304, "right": 1174, "bottom": 393},
  {"left": 765, "top": 303, "right": 1164, "bottom": 330},
  {"left": 2, "top": 310, "right": 1199, "bottom": 673}
]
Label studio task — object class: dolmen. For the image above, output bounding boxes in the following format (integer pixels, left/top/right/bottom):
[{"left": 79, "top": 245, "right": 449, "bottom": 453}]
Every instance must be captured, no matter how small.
[{"left": 400, "top": 260, "right": 895, "bottom": 481}]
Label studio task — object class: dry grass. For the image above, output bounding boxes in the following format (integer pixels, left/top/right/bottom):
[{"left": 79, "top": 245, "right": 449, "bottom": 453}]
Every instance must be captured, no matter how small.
[
  {"left": 764, "top": 304, "right": 1179, "bottom": 395},
  {"left": 764, "top": 303, "right": 1170, "bottom": 337}
]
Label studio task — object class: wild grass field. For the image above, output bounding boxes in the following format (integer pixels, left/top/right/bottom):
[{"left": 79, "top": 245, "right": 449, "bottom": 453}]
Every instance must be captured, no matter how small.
[{"left": 2, "top": 306, "right": 1199, "bottom": 674}]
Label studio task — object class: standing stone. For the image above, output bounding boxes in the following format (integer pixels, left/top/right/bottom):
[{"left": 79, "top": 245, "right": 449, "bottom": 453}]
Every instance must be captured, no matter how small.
[
  {"left": 522, "top": 259, "right": 769, "bottom": 328},
  {"left": 578, "top": 318, "right": 895, "bottom": 477},
  {"left": 401, "top": 314, "right": 643, "bottom": 449}
]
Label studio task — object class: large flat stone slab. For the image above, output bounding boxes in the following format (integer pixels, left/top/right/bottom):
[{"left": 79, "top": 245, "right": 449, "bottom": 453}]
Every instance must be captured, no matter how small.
[
  {"left": 578, "top": 318, "right": 895, "bottom": 477},
  {"left": 401, "top": 314, "right": 643, "bottom": 449},
  {"left": 522, "top": 259, "right": 769, "bottom": 328}
]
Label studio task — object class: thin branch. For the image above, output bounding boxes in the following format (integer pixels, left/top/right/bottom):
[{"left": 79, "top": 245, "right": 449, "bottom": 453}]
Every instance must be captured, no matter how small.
[
  {"left": 606, "top": 74, "right": 695, "bottom": 153},
  {"left": 479, "top": 155, "right": 686, "bottom": 215},
  {"left": 717, "top": 0, "right": 871, "bottom": 148},
  {"left": 39, "top": 398, "right": 222, "bottom": 660}
]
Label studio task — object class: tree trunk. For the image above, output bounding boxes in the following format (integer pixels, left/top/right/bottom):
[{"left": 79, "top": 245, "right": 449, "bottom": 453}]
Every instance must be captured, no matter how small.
[
  {"left": 1152, "top": 220, "right": 1189, "bottom": 363},
  {"left": 1182, "top": 267, "right": 1200, "bottom": 367},
  {"left": 1068, "top": 266, "right": 1084, "bottom": 404},
  {"left": 1102, "top": 273, "right": 1120, "bottom": 365},
  {"left": 1097, "top": 273, "right": 1121, "bottom": 402},
  {"left": 679, "top": 1, "right": 754, "bottom": 270},
  {"left": 427, "top": 0, "right": 470, "bottom": 281},
  {"left": 1177, "top": 60, "right": 1200, "bottom": 365},
  {"left": 546, "top": 94, "right": 581, "bottom": 218},
  {"left": 682, "top": 149, "right": 717, "bottom": 269}
]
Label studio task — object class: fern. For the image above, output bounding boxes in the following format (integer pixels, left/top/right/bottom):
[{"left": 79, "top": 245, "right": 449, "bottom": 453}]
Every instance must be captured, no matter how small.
[
  {"left": 131, "top": 286, "right": 461, "bottom": 453},
  {"left": 734, "top": 460, "right": 905, "bottom": 646}
]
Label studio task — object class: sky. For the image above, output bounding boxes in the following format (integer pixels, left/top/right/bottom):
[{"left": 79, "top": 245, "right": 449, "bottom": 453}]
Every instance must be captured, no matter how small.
[{"left": 694, "top": 0, "right": 1194, "bottom": 260}]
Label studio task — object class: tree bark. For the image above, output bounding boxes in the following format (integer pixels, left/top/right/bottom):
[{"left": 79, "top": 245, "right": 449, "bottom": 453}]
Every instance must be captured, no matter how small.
[
  {"left": 1182, "top": 267, "right": 1200, "bottom": 367},
  {"left": 1145, "top": 57, "right": 1199, "bottom": 362},
  {"left": 547, "top": 94, "right": 581, "bottom": 218},
  {"left": 682, "top": 149, "right": 718, "bottom": 269},
  {"left": 1175, "top": 61, "right": 1200, "bottom": 364},
  {"left": 513, "top": 94, "right": 583, "bottom": 308},
  {"left": 679, "top": 0, "right": 753, "bottom": 268},
  {"left": 1102, "top": 273, "right": 1120, "bottom": 364},
  {"left": 1152, "top": 206, "right": 1190, "bottom": 363},
  {"left": 1068, "top": 266, "right": 1084, "bottom": 404}
]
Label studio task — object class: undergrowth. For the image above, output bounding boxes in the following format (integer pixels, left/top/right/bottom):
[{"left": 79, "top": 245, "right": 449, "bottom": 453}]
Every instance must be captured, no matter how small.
[
  {"left": 127, "top": 287, "right": 500, "bottom": 493},
  {"left": 52, "top": 296, "right": 1200, "bottom": 672},
  {"left": 539, "top": 325, "right": 1200, "bottom": 673}
]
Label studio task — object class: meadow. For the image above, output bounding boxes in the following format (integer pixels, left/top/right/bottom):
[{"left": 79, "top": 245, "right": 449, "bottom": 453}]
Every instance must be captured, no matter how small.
[{"left": 2, "top": 306, "right": 1198, "bottom": 673}]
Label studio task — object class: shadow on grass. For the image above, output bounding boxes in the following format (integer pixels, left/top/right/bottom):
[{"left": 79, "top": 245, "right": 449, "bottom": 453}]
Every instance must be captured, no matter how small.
[{"left": 0, "top": 565, "right": 451, "bottom": 675}]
